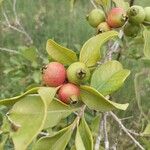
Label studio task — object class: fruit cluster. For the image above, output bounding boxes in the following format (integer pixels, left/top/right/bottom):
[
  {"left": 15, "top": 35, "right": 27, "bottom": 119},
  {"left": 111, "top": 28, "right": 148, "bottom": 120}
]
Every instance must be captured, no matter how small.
[
  {"left": 42, "top": 62, "right": 90, "bottom": 104},
  {"left": 87, "top": 6, "right": 150, "bottom": 37}
]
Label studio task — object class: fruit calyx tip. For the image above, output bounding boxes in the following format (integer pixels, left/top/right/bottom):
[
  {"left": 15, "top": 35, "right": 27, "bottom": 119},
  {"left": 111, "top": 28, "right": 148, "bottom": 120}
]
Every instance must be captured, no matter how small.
[{"left": 76, "top": 68, "right": 86, "bottom": 79}]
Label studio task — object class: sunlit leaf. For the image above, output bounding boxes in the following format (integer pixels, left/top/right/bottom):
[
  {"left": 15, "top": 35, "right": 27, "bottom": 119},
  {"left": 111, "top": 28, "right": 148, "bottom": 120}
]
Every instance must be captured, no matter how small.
[
  {"left": 142, "top": 123, "right": 150, "bottom": 136},
  {"left": 44, "top": 98, "right": 78, "bottom": 129},
  {"left": 33, "top": 124, "right": 73, "bottom": 150},
  {"left": 91, "top": 61, "right": 130, "bottom": 96},
  {"left": 79, "top": 31, "right": 118, "bottom": 67},
  {"left": 8, "top": 95, "right": 47, "bottom": 150},
  {"left": 75, "top": 127, "right": 86, "bottom": 150},
  {"left": 80, "top": 85, "right": 129, "bottom": 111},
  {"left": 0, "top": 87, "right": 39, "bottom": 106},
  {"left": 46, "top": 39, "right": 78, "bottom": 65},
  {"left": 38, "top": 87, "right": 58, "bottom": 106},
  {"left": 78, "top": 117, "right": 93, "bottom": 150}
]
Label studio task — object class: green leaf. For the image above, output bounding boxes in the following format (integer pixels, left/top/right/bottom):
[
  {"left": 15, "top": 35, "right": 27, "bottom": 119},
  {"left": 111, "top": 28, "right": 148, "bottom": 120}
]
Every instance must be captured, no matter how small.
[
  {"left": 75, "top": 127, "right": 86, "bottom": 150},
  {"left": 44, "top": 98, "right": 77, "bottom": 129},
  {"left": 0, "top": 87, "right": 39, "bottom": 106},
  {"left": 91, "top": 61, "right": 130, "bottom": 96},
  {"left": 112, "top": 0, "right": 129, "bottom": 10},
  {"left": 80, "top": 85, "right": 129, "bottom": 111},
  {"left": 78, "top": 117, "right": 93, "bottom": 150},
  {"left": 79, "top": 31, "right": 118, "bottom": 67},
  {"left": 33, "top": 125, "right": 73, "bottom": 150},
  {"left": 8, "top": 95, "right": 47, "bottom": 150},
  {"left": 143, "top": 28, "right": 150, "bottom": 59},
  {"left": 142, "top": 124, "right": 150, "bottom": 136},
  {"left": 38, "top": 87, "right": 58, "bottom": 106},
  {"left": 19, "top": 46, "right": 37, "bottom": 62},
  {"left": 46, "top": 39, "right": 78, "bottom": 65}
]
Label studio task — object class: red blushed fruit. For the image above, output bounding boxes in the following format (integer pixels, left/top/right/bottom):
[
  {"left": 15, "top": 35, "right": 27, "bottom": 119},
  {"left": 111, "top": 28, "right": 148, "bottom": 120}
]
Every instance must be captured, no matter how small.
[
  {"left": 42, "top": 62, "right": 66, "bottom": 87},
  {"left": 58, "top": 83, "right": 80, "bottom": 104},
  {"left": 107, "top": 7, "right": 126, "bottom": 28}
]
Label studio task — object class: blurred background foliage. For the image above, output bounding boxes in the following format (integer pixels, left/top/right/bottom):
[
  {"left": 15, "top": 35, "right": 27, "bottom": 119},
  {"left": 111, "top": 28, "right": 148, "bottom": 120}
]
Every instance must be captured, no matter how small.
[{"left": 0, "top": 0, "right": 150, "bottom": 149}]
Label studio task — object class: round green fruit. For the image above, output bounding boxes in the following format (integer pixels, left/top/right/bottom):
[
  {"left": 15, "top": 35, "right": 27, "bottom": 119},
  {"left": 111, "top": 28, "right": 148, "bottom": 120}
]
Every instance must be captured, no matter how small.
[
  {"left": 123, "top": 22, "right": 140, "bottom": 37},
  {"left": 97, "top": 22, "right": 111, "bottom": 34},
  {"left": 87, "top": 9, "right": 105, "bottom": 28},
  {"left": 107, "top": 7, "right": 126, "bottom": 28},
  {"left": 144, "top": 7, "right": 150, "bottom": 22},
  {"left": 127, "top": 5, "right": 145, "bottom": 24},
  {"left": 58, "top": 83, "right": 80, "bottom": 104},
  {"left": 67, "top": 62, "right": 90, "bottom": 85}
]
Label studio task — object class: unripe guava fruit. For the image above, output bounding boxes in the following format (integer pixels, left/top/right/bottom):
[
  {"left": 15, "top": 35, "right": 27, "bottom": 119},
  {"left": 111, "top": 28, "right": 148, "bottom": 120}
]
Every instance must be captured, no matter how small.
[
  {"left": 144, "top": 7, "right": 150, "bottom": 22},
  {"left": 42, "top": 62, "right": 66, "bottom": 87},
  {"left": 58, "top": 83, "right": 80, "bottom": 104},
  {"left": 97, "top": 22, "right": 111, "bottom": 34},
  {"left": 123, "top": 22, "right": 140, "bottom": 37},
  {"left": 107, "top": 7, "right": 126, "bottom": 28},
  {"left": 87, "top": 9, "right": 105, "bottom": 28},
  {"left": 127, "top": 5, "right": 145, "bottom": 24},
  {"left": 67, "top": 62, "right": 90, "bottom": 85}
]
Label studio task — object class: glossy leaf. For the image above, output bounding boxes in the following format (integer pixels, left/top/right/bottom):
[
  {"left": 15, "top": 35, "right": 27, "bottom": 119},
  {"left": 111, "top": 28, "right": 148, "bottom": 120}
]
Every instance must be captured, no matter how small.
[
  {"left": 143, "top": 28, "right": 150, "bottom": 59},
  {"left": 80, "top": 85, "right": 129, "bottom": 111},
  {"left": 79, "top": 31, "right": 118, "bottom": 67},
  {"left": 8, "top": 95, "right": 47, "bottom": 150},
  {"left": 33, "top": 125, "right": 73, "bottom": 150},
  {"left": 91, "top": 61, "right": 130, "bottom": 96},
  {"left": 38, "top": 87, "right": 58, "bottom": 105},
  {"left": 0, "top": 87, "right": 39, "bottom": 106},
  {"left": 75, "top": 127, "right": 86, "bottom": 150},
  {"left": 44, "top": 98, "right": 77, "bottom": 129},
  {"left": 142, "top": 123, "right": 150, "bottom": 136},
  {"left": 46, "top": 39, "right": 78, "bottom": 65},
  {"left": 78, "top": 117, "right": 93, "bottom": 150}
]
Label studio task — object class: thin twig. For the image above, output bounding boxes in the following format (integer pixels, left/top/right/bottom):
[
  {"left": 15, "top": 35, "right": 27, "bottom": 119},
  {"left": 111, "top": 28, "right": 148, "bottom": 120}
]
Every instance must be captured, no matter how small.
[
  {"left": 103, "top": 113, "right": 109, "bottom": 150},
  {"left": 110, "top": 111, "right": 145, "bottom": 150},
  {"left": 90, "top": 0, "right": 97, "bottom": 9},
  {"left": 120, "top": 116, "right": 133, "bottom": 121},
  {"left": 104, "top": 30, "right": 124, "bottom": 62},
  {"left": 0, "top": 47, "right": 20, "bottom": 54},
  {"left": 127, "top": 129, "right": 141, "bottom": 136},
  {"left": 94, "top": 116, "right": 103, "bottom": 150},
  {"left": 72, "top": 105, "right": 86, "bottom": 130},
  {"left": 2, "top": 3, "right": 33, "bottom": 44}
]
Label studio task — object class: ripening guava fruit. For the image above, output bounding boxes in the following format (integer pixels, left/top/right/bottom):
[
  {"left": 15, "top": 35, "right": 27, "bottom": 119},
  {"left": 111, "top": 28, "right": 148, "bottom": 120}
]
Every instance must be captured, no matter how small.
[
  {"left": 67, "top": 62, "right": 90, "bottom": 85},
  {"left": 97, "top": 22, "right": 111, "bottom": 34},
  {"left": 42, "top": 62, "right": 66, "bottom": 87},
  {"left": 127, "top": 5, "right": 145, "bottom": 24},
  {"left": 123, "top": 22, "right": 140, "bottom": 37},
  {"left": 87, "top": 9, "right": 105, "bottom": 28},
  {"left": 107, "top": 7, "right": 126, "bottom": 28},
  {"left": 58, "top": 83, "right": 80, "bottom": 104},
  {"left": 144, "top": 7, "right": 150, "bottom": 22}
]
